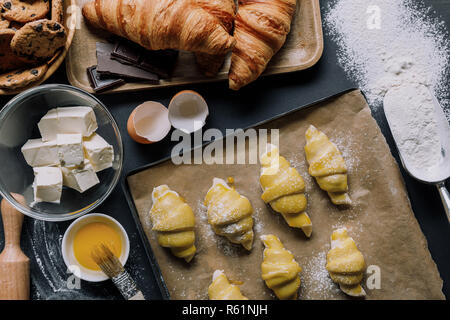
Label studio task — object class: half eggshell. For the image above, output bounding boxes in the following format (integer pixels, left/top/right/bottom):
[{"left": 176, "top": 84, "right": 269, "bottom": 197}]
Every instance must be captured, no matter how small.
[
  {"left": 127, "top": 101, "right": 172, "bottom": 144},
  {"left": 168, "top": 90, "right": 209, "bottom": 134}
]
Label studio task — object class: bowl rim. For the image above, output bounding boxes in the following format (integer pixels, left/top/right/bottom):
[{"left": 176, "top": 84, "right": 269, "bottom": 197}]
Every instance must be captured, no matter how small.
[
  {"left": 61, "top": 213, "right": 130, "bottom": 282},
  {"left": 0, "top": 84, "right": 124, "bottom": 222}
]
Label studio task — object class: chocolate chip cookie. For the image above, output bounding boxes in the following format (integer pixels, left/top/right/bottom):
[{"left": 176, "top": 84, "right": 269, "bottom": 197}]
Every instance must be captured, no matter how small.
[
  {"left": 0, "top": 28, "right": 28, "bottom": 72},
  {"left": 10, "top": 18, "right": 66, "bottom": 60},
  {"left": 51, "top": 0, "right": 63, "bottom": 23},
  {"left": 1, "top": 0, "right": 50, "bottom": 24},
  {"left": 0, "top": 63, "right": 47, "bottom": 89}
]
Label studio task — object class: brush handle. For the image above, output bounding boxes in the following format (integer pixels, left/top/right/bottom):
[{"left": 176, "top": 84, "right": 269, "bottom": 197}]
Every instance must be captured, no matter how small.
[
  {"left": 112, "top": 271, "right": 145, "bottom": 300},
  {"left": 129, "top": 291, "right": 145, "bottom": 300},
  {"left": 0, "top": 194, "right": 30, "bottom": 300}
]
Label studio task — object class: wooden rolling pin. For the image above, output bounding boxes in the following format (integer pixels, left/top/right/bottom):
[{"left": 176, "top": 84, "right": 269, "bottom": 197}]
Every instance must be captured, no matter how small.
[{"left": 0, "top": 194, "right": 29, "bottom": 300}]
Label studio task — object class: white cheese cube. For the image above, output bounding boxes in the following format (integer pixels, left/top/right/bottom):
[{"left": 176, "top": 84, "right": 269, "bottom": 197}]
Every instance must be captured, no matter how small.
[
  {"left": 61, "top": 160, "right": 100, "bottom": 193},
  {"left": 33, "top": 167, "right": 63, "bottom": 204},
  {"left": 57, "top": 107, "right": 98, "bottom": 137},
  {"left": 37, "top": 107, "right": 98, "bottom": 141},
  {"left": 38, "top": 108, "right": 59, "bottom": 141},
  {"left": 21, "top": 139, "right": 59, "bottom": 167},
  {"left": 57, "top": 134, "right": 84, "bottom": 167},
  {"left": 83, "top": 133, "right": 114, "bottom": 172}
]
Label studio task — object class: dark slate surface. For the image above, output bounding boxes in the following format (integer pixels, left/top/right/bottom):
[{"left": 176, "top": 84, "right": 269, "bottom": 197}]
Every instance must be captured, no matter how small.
[{"left": 0, "top": 0, "right": 448, "bottom": 300}]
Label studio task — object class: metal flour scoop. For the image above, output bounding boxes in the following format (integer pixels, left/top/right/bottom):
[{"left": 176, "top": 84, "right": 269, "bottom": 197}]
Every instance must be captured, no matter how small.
[{"left": 384, "top": 86, "right": 450, "bottom": 223}]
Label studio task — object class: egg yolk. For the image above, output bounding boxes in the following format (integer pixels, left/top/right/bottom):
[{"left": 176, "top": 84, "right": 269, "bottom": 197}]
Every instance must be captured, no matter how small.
[{"left": 73, "top": 222, "right": 122, "bottom": 271}]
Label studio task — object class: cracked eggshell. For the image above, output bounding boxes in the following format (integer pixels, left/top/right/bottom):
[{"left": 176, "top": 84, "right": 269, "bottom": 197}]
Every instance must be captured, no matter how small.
[
  {"left": 127, "top": 101, "right": 171, "bottom": 144},
  {"left": 168, "top": 90, "right": 209, "bottom": 134}
]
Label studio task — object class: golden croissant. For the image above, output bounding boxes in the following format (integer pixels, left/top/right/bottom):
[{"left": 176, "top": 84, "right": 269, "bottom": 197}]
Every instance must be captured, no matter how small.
[
  {"left": 229, "top": 0, "right": 297, "bottom": 90},
  {"left": 208, "top": 270, "right": 249, "bottom": 300},
  {"left": 82, "top": 0, "right": 235, "bottom": 55},
  {"left": 304, "top": 125, "right": 351, "bottom": 205},
  {"left": 195, "top": 0, "right": 236, "bottom": 76},
  {"left": 260, "top": 144, "right": 312, "bottom": 237},
  {"left": 204, "top": 178, "right": 254, "bottom": 250},
  {"left": 326, "top": 228, "right": 366, "bottom": 297},
  {"left": 261, "top": 234, "right": 302, "bottom": 300},
  {"left": 150, "top": 185, "right": 196, "bottom": 262}
]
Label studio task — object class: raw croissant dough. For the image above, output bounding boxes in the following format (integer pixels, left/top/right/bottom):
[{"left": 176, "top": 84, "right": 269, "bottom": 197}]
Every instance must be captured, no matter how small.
[
  {"left": 260, "top": 144, "right": 312, "bottom": 237},
  {"left": 304, "top": 125, "right": 351, "bottom": 205},
  {"left": 204, "top": 178, "right": 254, "bottom": 250},
  {"left": 326, "top": 228, "right": 366, "bottom": 297},
  {"left": 149, "top": 185, "right": 196, "bottom": 262},
  {"left": 261, "top": 234, "right": 302, "bottom": 300},
  {"left": 208, "top": 270, "right": 249, "bottom": 300}
]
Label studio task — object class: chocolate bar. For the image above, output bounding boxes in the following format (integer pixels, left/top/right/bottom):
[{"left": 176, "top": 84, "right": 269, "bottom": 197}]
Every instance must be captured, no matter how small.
[
  {"left": 96, "top": 42, "right": 160, "bottom": 84},
  {"left": 86, "top": 65, "right": 125, "bottom": 93},
  {"left": 111, "top": 39, "right": 178, "bottom": 79}
]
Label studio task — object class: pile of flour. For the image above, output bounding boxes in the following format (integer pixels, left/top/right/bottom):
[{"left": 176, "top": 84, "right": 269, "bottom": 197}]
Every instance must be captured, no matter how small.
[{"left": 325, "top": 0, "right": 450, "bottom": 117}]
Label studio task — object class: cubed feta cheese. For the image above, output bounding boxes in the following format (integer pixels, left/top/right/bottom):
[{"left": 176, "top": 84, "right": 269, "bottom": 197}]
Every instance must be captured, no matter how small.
[
  {"left": 57, "top": 107, "right": 98, "bottom": 137},
  {"left": 37, "top": 107, "right": 98, "bottom": 141},
  {"left": 57, "top": 134, "right": 84, "bottom": 167},
  {"left": 83, "top": 133, "right": 114, "bottom": 172},
  {"left": 33, "top": 167, "right": 63, "bottom": 203},
  {"left": 61, "top": 160, "right": 100, "bottom": 193},
  {"left": 37, "top": 108, "right": 59, "bottom": 141},
  {"left": 21, "top": 139, "right": 59, "bottom": 167}
]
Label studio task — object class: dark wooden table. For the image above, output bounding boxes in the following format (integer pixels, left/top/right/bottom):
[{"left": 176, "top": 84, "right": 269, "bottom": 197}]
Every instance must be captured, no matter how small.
[{"left": 0, "top": 0, "right": 449, "bottom": 300}]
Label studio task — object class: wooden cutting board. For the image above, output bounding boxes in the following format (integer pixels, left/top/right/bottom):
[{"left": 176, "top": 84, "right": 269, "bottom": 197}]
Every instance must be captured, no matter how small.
[{"left": 66, "top": 0, "right": 324, "bottom": 93}]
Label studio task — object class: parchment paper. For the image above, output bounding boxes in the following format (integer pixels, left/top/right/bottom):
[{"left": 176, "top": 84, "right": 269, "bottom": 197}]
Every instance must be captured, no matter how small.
[{"left": 127, "top": 90, "right": 444, "bottom": 300}]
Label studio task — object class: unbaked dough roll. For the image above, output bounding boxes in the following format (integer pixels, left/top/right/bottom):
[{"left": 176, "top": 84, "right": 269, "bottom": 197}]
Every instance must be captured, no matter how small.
[
  {"left": 260, "top": 144, "right": 312, "bottom": 237},
  {"left": 150, "top": 185, "right": 196, "bottom": 262},
  {"left": 208, "top": 270, "right": 248, "bottom": 300},
  {"left": 304, "top": 125, "right": 351, "bottom": 205},
  {"left": 326, "top": 228, "right": 366, "bottom": 297},
  {"left": 261, "top": 234, "right": 302, "bottom": 300},
  {"left": 204, "top": 178, "right": 254, "bottom": 250}
]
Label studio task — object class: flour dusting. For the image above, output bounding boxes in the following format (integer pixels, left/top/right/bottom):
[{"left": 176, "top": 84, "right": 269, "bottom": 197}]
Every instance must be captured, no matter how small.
[{"left": 325, "top": 0, "right": 450, "bottom": 118}]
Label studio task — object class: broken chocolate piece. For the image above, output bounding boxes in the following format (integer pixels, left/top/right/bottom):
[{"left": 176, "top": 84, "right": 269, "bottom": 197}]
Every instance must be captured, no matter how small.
[
  {"left": 87, "top": 65, "right": 125, "bottom": 93},
  {"left": 111, "top": 39, "right": 178, "bottom": 79},
  {"left": 96, "top": 42, "right": 159, "bottom": 83}
]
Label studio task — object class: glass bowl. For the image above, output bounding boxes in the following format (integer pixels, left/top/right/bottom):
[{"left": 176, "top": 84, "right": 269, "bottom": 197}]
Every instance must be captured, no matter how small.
[{"left": 0, "top": 84, "right": 123, "bottom": 221}]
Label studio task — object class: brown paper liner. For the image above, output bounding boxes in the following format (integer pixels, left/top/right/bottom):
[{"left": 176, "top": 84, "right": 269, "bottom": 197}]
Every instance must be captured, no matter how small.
[{"left": 127, "top": 90, "right": 444, "bottom": 300}]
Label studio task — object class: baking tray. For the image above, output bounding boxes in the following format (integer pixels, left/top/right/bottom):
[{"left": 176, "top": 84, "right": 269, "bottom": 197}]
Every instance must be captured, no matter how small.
[
  {"left": 121, "top": 89, "right": 354, "bottom": 300},
  {"left": 66, "top": 0, "right": 324, "bottom": 93}
]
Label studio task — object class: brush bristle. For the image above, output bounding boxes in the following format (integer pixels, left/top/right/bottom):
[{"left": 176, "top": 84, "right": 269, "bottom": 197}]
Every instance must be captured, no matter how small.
[{"left": 91, "top": 243, "right": 124, "bottom": 278}]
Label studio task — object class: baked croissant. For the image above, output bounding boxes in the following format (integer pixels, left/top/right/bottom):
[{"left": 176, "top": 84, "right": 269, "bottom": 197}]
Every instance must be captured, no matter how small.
[
  {"left": 260, "top": 144, "right": 312, "bottom": 237},
  {"left": 150, "top": 185, "right": 196, "bottom": 262},
  {"left": 304, "top": 125, "right": 351, "bottom": 205},
  {"left": 208, "top": 270, "right": 249, "bottom": 300},
  {"left": 195, "top": 0, "right": 236, "bottom": 76},
  {"left": 229, "top": 0, "right": 297, "bottom": 90},
  {"left": 204, "top": 178, "right": 254, "bottom": 250},
  {"left": 261, "top": 234, "right": 302, "bottom": 300},
  {"left": 82, "top": 0, "right": 235, "bottom": 55},
  {"left": 326, "top": 228, "right": 366, "bottom": 297}
]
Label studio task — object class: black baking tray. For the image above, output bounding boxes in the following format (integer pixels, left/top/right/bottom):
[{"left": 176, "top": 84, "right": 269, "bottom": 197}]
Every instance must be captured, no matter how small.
[{"left": 121, "top": 88, "right": 358, "bottom": 300}]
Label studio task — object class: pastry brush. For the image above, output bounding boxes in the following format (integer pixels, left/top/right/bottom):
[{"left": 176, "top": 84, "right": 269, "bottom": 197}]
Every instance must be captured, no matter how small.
[{"left": 91, "top": 243, "right": 145, "bottom": 300}]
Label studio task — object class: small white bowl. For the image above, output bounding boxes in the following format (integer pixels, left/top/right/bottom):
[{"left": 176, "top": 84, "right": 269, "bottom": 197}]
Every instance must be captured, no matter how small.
[
  {"left": 168, "top": 90, "right": 209, "bottom": 134},
  {"left": 61, "top": 213, "right": 130, "bottom": 282}
]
